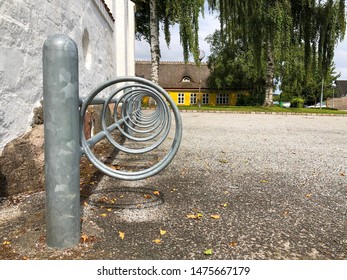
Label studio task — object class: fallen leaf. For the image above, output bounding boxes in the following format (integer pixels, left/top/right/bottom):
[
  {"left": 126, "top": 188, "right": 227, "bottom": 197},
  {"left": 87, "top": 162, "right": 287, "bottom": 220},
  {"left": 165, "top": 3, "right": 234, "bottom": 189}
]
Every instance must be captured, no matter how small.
[
  {"left": 2, "top": 240, "right": 10, "bottom": 245},
  {"left": 110, "top": 164, "right": 121, "bottom": 170},
  {"left": 106, "top": 208, "right": 112, "bottom": 212},
  {"left": 210, "top": 214, "right": 220, "bottom": 219},
  {"left": 229, "top": 241, "right": 238, "bottom": 247},
  {"left": 81, "top": 234, "right": 96, "bottom": 243},
  {"left": 98, "top": 196, "right": 109, "bottom": 203},
  {"left": 186, "top": 214, "right": 197, "bottom": 219},
  {"left": 186, "top": 213, "right": 203, "bottom": 220},
  {"left": 144, "top": 194, "right": 152, "bottom": 199},
  {"left": 260, "top": 179, "right": 268, "bottom": 183},
  {"left": 153, "top": 239, "right": 161, "bottom": 244},
  {"left": 339, "top": 172, "right": 345, "bottom": 176},
  {"left": 81, "top": 234, "right": 89, "bottom": 242},
  {"left": 100, "top": 213, "right": 107, "bottom": 217},
  {"left": 219, "top": 159, "right": 229, "bottom": 163},
  {"left": 221, "top": 203, "right": 228, "bottom": 207},
  {"left": 305, "top": 193, "right": 312, "bottom": 199},
  {"left": 83, "top": 201, "right": 89, "bottom": 207},
  {"left": 204, "top": 249, "right": 213, "bottom": 255},
  {"left": 160, "top": 229, "right": 167, "bottom": 236},
  {"left": 119, "top": 231, "right": 125, "bottom": 240},
  {"left": 153, "top": 191, "right": 160, "bottom": 196}
]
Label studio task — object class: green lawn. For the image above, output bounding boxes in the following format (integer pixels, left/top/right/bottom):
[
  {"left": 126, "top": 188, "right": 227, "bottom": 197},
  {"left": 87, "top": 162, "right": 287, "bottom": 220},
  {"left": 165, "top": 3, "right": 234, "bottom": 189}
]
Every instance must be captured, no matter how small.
[{"left": 177, "top": 105, "right": 347, "bottom": 115}]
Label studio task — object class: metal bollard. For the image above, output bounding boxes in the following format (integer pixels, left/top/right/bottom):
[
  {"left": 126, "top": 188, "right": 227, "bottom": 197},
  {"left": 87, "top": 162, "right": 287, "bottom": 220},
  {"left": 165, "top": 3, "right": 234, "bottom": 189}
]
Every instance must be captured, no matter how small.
[{"left": 42, "top": 35, "right": 80, "bottom": 248}]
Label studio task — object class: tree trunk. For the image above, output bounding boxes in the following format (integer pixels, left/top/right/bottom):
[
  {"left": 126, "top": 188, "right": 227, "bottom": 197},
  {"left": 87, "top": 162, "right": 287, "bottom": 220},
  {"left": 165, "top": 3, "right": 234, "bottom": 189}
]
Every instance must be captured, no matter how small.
[
  {"left": 263, "top": 44, "right": 275, "bottom": 107},
  {"left": 149, "top": 0, "right": 160, "bottom": 106},
  {"left": 149, "top": 0, "right": 159, "bottom": 83}
]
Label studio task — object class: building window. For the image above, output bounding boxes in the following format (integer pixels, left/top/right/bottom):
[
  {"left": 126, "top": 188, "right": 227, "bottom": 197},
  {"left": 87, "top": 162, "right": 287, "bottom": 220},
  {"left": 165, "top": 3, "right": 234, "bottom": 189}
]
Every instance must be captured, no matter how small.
[
  {"left": 190, "top": 93, "right": 197, "bottom": 104},
  {"left": 202, "top": 93, "right": 209, "bottom": 105},
  {"left": 182, "top": 76, "right": 191, "bottom": 82},
  {"left": 217, "top": 93, "right": 229, "bottom": 105},
  {"left": 178, "top": 93, "right": 185, "bottom": 104}
]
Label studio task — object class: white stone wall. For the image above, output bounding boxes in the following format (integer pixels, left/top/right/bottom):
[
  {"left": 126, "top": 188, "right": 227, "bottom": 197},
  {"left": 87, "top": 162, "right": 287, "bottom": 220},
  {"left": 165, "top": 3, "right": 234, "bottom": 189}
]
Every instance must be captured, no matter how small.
[{"left": 0, "top": 0, "right": 135, "bottom": 152}]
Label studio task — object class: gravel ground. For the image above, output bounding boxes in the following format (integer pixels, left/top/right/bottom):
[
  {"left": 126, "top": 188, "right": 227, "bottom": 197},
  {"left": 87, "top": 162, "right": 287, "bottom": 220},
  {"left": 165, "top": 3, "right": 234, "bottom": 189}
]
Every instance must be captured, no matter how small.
[{"left": 0, "top": 112, "right": 346, "bottom": 259}]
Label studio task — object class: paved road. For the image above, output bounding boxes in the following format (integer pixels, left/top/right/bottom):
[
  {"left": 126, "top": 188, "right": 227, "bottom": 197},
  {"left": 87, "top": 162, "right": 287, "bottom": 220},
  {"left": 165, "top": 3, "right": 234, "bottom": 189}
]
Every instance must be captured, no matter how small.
[{"left": 1, "top": 112, "right": 346, "bottom": 259}]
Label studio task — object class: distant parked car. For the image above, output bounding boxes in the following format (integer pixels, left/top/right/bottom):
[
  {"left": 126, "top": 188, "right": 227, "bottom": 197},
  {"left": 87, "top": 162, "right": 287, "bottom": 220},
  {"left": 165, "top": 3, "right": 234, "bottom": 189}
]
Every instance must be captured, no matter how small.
[
  {"left": 281, "top": 102, "right": 291, "bottom": 108},
  {"left": 273, "top": 101, "right": 290, "bottom": 108},
  {"left": 307, "top": 102, "right": 326, "bottom": 108}
]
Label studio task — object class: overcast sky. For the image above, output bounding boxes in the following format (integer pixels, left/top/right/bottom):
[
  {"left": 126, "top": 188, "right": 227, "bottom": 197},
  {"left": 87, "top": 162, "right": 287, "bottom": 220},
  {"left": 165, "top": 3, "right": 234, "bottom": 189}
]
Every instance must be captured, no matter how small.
[{"left": 135, "top": 7, "right": 347, "bottom": 81}]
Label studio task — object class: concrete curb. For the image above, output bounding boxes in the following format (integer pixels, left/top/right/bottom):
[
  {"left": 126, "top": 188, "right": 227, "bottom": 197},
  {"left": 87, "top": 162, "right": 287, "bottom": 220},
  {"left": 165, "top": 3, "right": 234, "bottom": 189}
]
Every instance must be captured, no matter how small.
[{"left": 178, "top": 109, "right": 347, "bottom": 117}]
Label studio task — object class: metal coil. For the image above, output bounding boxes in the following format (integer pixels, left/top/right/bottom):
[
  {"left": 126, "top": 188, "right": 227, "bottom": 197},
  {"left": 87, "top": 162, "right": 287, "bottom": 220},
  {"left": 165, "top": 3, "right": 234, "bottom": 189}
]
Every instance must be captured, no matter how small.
[{"left": 80, "top": 76, "right": 182, "bottom": 180}]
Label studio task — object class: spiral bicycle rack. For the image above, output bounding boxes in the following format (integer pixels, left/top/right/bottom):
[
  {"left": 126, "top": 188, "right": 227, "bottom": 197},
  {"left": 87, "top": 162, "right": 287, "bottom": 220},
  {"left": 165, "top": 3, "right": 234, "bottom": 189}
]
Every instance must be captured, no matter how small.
[
  {"left": 80, "top": 76, "right": 182, "bottom": 181},
  {"left": 42, "top": 34, "right": 182, "bottom": 248}
]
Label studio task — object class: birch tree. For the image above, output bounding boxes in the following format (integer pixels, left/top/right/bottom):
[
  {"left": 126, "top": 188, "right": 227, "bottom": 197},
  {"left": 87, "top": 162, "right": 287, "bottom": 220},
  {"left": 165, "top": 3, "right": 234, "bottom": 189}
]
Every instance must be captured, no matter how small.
[
  {"left": 149, "top": 0, "right": 160, "bottom": 84},
  {"left": 207, "top": 0, "right": 346, "bottom": 106},
  {"left": 134, "top": 0, "right": 205, "bottom": 84}
]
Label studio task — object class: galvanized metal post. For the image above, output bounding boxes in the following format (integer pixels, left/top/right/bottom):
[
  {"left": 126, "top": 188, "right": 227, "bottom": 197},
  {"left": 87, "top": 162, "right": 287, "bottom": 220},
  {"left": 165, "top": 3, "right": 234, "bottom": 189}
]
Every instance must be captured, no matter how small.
[{"left": 42, "top": 35, "right": 80, "bottom": 248}]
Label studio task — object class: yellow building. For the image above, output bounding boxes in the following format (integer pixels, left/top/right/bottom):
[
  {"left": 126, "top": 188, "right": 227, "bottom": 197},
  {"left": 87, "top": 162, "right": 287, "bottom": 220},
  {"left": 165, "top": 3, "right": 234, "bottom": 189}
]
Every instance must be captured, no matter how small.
[{"left": 135, "top": 61, "right": 248, "bottom": 106}]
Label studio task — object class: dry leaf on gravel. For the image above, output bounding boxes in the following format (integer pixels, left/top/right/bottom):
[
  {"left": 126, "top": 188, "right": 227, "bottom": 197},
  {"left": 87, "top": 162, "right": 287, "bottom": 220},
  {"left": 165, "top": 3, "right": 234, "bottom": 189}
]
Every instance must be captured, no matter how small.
[
  {"left": 186, "top": 213, "right": 203, "bottom": 220},
  {"left": 204, "top": 249, "right": 213, "bottom": 255},
  {"left": 210, "top": 214, "right": 220, "bottom": 219},
  {"left": 119, "top": 231, "right": 125, "bottom": 240}
]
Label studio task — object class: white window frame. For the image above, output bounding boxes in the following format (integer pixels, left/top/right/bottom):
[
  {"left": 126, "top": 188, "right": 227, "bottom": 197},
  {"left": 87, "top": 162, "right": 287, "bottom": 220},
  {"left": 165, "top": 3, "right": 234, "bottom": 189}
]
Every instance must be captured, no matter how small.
[
  {"left": 217, "top": 93, "right": 229, "bottom": 105},
  {"left": 182, "top": 76, "right": 191, "bottom": 82},
  {"left": 190, "top": 93, "right": 197, "bottom": 105},
  {"left": 202, "top": 93, "right": 209, "bottom": 105},
  {"left": 178, "top": 93, "right": 185, "bottom": 104}
]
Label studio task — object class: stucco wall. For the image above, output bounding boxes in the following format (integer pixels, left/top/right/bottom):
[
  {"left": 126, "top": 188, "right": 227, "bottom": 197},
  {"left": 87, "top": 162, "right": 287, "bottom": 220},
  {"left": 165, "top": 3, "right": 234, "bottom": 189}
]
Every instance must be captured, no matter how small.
[{"left": 0, "top": 0, "right": 135, "bottom": 152}]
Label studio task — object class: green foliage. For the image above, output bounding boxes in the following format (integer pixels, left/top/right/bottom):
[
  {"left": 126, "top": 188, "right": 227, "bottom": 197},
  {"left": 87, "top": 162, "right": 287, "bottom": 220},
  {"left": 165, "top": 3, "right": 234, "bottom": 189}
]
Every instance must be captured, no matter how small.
[
  {"left": 168, "top": 0, "right": 205, "bottom": 61},
  {"left": 206, "top": 30, "right": 266, "bottom": 105},
  {"left": 206, "top": 31, "right": 254, "bottom": 89},
  {"left": 207, "top": 0, "right": 347, "bottom": 105},
  {"left": 133, "top": 0, "right": 204, "bottom": 62},
  {"left": 290, "top": 97, "right": 305, "bottom": 108}
]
